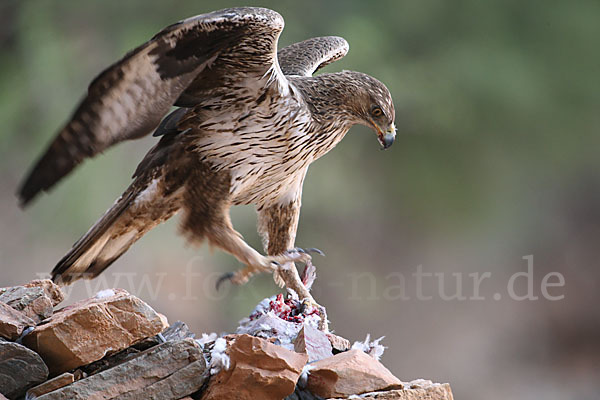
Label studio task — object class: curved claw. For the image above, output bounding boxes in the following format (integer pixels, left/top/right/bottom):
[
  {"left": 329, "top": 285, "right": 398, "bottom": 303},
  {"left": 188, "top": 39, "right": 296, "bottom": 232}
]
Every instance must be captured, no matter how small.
[
  {"left": 215, "top": 272, "right": 235, "bottom": 290},
  {"left": 306, "top": 247, "right": 325, "bottom": 257},
  {"left": 289, "top": 247, "right": 325, "bottom": 257}
]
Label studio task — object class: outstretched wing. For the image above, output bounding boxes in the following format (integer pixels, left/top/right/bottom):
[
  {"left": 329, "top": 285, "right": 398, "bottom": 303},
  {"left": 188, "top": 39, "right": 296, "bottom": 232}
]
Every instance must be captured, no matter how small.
[
  {"left": 18, "top": 7, "right": 284, "bottom": 206},
  {"left": 277, "top": 36, "right": 349, "bottom": 77}
]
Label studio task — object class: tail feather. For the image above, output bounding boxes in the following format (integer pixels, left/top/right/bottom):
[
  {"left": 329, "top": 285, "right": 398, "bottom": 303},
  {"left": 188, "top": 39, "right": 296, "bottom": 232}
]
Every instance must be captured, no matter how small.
[
  {"left": 50, "top": 131, "right": 185, "bottom": 285},
  {"left": 51, "top": 179, "right": 180, "bottom": 285},
  {"left": 51, "top": 191, "right": 138, "bottom": 285}
]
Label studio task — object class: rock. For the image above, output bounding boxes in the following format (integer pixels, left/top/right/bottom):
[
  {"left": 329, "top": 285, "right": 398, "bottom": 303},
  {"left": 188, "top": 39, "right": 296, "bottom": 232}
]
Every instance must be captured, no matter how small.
[
  {"left": 22, "top": 288, "right": 169, "bottom": 375},
  {"left": 35, "top": 339, "right": 206, "bottom": 400},
  {"left": 118, "top": 358, "right": 206, "bottom": 400},
  {"left": 294, "top": 324, "right": 333, "bottom": 362},
  {"left": 0, "top": 302, "right": 35, "bottom": 341},
  {"left": 81, "top": 321, "right": 196, "bottom": 376},
  {"left": 285, "top": 387, "right": 323, "bottom": 400},
  {"left": 26, "top": 372, "right": 74, "bottom": 399},
  {"left": 0, "top": 288, "right": 51, "bottom": 324},
  {"left": 79, "top": 347, "right": 143, "bottom": 377},
  {"left": 306, "top": 349, "right": 403, "bottom": 398},
  {"left": 326, "top": 333, "right": 351, "bottom": 354},
  {"left": 72, "top": 369, "right": 85, "bottom": 381},
  {"left": 24, "top": 280, "right": 65, "bottom": 306},
  {"left": 0, "top": 280, "right": 63, "bottom": 323},
  {"left": 352, "top": 380, "right": 454, "bottom": 400},
  {"left": 202, "top": 334, "right": 308, "bottom": 400},
  {"left": 0, "top": 339, "right": 49, "bottom": 399},
  {"left": 84, "top": 321, "right": 193, "bottom": 368},
  {"left": 137, "top": 320, "right": 197, "bottom": 349},
  {"left": 160, "top": 320, "right": 195, "bottom": 341}
]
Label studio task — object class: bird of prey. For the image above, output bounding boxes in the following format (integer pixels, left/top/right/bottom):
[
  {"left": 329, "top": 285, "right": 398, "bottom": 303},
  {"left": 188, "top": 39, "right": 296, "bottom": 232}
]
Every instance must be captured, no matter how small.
[{"left": 18, "top": 8, "right": 395, "bottom": 316}]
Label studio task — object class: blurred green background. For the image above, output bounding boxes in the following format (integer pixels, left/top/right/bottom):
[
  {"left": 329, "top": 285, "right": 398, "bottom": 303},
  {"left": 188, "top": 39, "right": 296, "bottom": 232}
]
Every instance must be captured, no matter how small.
[{"left": 1, "top": 1, "right": 599, "bottom": 399}]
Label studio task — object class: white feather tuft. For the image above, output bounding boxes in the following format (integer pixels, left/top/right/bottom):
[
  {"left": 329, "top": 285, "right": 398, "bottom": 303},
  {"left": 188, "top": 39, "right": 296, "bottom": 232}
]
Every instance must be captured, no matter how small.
[
  {"left": 298, "top": 364, "right": 314, "bottom": 388},
  {"left": 195, "top": 332, "right": 218, "bottom": 348},
  {"left": 352, "top": 334, "right": 386, "bottom": 361},
  {"left": 209, "top": 337, "right": 230, "bottom": 375},
  {"left": 95, "top": 289, "right": 115, "bottom": 299}
]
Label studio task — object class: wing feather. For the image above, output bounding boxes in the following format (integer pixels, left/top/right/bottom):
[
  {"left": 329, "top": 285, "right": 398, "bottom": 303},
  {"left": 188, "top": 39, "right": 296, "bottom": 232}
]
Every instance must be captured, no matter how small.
[
  {"left": 18, "top": 7, "right": 284, "bottom": 206},
  {"left": 277, "top": 36, "right": 349, "bottom": 77}
]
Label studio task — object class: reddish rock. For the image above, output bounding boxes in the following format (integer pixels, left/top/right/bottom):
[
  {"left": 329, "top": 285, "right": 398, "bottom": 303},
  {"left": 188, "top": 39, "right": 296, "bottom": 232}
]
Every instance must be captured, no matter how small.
[
  {"left": 326, "top": 333, "right": 351, "bottom": 353},
  {"left": 22, "top": 288, "right": 168, "bottom": 375},
  {"left": 202, "top": 334, "right": 308, "bottom": 400},
  {"left": 0, "top": 302, "right": 35, "bottom": 341},
  {"left": 0, "top": 280, "right": 63, "bottom": 323},
  {"left": 352, "top": 380, "right": 454, "bottom": 400},
  {"left": 306, "top": 349, "right": 403, "bottom": 398},
  {"left": 294, "top": 324, "right": 333, "bottom": 362},
  {"left": 0, "top": 339, "right": 49, "bottom": 399},
  {"left": 34, "top": 339, "right": 206, "bottom": 400},
  {"left": 17, "top": 295, "right": 53, "bottom": 324},
  {"left": 26, "top": 372, "right": 74, "bottom": 398}
]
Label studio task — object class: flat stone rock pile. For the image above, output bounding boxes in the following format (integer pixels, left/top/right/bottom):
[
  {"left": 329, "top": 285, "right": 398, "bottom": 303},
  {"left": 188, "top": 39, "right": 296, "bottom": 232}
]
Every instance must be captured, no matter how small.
[{"left": 0, "top": 280, "right": 453, "bottom": 400}]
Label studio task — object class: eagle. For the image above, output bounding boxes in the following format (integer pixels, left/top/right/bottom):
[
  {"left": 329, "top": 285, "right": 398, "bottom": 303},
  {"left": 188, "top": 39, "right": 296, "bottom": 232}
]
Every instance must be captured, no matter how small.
[{"left": 18, "top": 7, "right": 395, "bottom": 320}]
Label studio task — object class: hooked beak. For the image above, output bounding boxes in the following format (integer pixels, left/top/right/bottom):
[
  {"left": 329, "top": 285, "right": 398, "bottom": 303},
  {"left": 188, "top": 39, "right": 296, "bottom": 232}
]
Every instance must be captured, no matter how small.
[{"left": 369, "top": 119, "right": 396, "bottom": 150}]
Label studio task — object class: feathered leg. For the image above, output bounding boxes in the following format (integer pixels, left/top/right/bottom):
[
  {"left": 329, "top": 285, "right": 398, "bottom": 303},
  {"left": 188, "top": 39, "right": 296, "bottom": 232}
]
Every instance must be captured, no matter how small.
[
  {"left": 257, "top": 199, "right": 312, "bottom": 300},
  {"left": 256, "top": 199, "right": 329, "bottom": 331},
  {"left": 180, "top": 164, "right": 312, "bottom": 288}
]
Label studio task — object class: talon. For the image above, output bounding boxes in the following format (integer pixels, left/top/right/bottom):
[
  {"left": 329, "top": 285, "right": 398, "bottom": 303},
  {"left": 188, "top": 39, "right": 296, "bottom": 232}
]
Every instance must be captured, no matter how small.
[
  {"left": 216, "top": 272, "right": 235, "bottom": 290},
  {"left": 306, "top": 247, "right": 325, "bottom": 256},
  {"left": 286, "top": 247, "right": 305, "bottom": 255}
]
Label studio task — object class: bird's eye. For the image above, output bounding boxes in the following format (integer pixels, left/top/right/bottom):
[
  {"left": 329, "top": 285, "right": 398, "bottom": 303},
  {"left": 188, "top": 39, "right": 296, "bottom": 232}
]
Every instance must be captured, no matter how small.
[{"left": 371, "top": 106, "right": 383, "bottom": 117}]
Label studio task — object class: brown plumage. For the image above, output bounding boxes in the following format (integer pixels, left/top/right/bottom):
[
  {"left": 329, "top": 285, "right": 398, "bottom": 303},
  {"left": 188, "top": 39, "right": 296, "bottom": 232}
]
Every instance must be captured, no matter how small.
[{"left": 17, "top": 8, "right": 396, "bottom": 311}]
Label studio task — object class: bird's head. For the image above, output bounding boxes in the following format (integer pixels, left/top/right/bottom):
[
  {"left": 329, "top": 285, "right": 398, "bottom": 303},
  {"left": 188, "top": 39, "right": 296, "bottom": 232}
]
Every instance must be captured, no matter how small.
[{"left": 345, "top": 72, "right": 396, "bottom": 149}]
